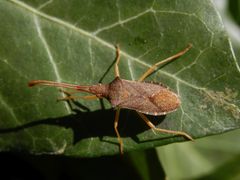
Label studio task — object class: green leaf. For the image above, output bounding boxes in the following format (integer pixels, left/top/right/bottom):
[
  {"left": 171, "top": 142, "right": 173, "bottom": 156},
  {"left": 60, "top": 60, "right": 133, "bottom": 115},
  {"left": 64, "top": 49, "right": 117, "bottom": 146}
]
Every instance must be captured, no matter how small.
[{"left": 0, "top": 0, "right": 239, "bottom": 157}]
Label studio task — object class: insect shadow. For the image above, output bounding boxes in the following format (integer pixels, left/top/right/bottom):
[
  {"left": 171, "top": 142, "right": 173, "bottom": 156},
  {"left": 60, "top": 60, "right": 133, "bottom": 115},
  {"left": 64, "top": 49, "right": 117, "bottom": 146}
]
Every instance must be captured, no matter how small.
[{"left": 0, "top": 99, "right": 166, "bottom": 146}]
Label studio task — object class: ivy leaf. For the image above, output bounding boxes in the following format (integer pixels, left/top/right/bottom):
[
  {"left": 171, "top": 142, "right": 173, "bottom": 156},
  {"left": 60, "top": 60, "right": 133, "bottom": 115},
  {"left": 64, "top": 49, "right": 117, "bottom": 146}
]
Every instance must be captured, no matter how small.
[{"left": 0, "top": 0, "right": 239, "bottom": 157}]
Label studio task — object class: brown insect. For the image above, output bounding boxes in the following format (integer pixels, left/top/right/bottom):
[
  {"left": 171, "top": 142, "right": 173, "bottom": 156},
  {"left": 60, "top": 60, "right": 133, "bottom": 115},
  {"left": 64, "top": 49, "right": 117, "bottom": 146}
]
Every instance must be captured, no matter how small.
[{"left": 28, "top": 44, "right": 193, "bottom": 154}]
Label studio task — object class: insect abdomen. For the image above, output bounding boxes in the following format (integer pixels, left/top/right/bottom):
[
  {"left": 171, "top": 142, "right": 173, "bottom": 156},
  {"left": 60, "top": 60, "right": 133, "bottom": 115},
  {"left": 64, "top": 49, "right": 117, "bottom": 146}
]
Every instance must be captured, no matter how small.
[{"left": 149, "top": 89, "right": 180, "bottom": 114}]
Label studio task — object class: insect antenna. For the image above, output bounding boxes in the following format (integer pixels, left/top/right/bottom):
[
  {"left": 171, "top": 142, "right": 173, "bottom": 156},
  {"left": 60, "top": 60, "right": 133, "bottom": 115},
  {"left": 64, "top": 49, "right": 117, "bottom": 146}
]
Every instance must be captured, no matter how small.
[{"left": 28, "top": 80, "right": 90, "bottom": 92}]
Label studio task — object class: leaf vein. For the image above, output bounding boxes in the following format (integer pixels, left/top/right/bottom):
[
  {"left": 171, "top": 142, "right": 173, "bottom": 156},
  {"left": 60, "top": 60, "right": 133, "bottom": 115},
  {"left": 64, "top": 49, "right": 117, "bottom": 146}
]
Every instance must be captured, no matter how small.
[
  {"left": 88, "top": 39, "right": 94, "bottom": 79},
  {"left": 0, "top": 94, "right": 19, "bottom": 124},
  {"left": 33, "top": 15, "right": 71, "bottom": 113},
  {"left": 38, "top": 0, "right": 53, "bottom": 10},
  {"left": 127, "top": 59, "right": 135, "bottom": 80},
  {"left": 0, "top": 58, "right": 29, "bottom": 79}
]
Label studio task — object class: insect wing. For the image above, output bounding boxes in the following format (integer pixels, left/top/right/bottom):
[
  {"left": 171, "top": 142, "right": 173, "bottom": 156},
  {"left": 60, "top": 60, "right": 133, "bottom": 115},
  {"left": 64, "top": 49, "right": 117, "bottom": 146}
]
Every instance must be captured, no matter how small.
[{"left": 116, "top": 80, "right": 180, "bottom": 115}]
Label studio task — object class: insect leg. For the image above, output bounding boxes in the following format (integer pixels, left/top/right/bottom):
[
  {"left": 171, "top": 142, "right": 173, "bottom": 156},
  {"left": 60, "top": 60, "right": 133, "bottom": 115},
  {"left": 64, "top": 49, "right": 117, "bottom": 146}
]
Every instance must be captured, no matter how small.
[
  {"left": 114, "top": 44, "right": 121, "bottom": 77},
  {"left": 58, "top": 89, "right": 99, "bottom": 101},
  {"left": 59, "top": 89, "right": 82, "bottom": 95},
  {"left": 138, "top": 44, "right": 192, "bottom": 82},
  {"left": 58, "top": 95, "right": 99, "bottom": 101},
  {"left": 137, "top": 112, "right": 193, "bottom": 141},
  {"left": 114, "top": 108, "right": 124, "bottom": 154}
]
